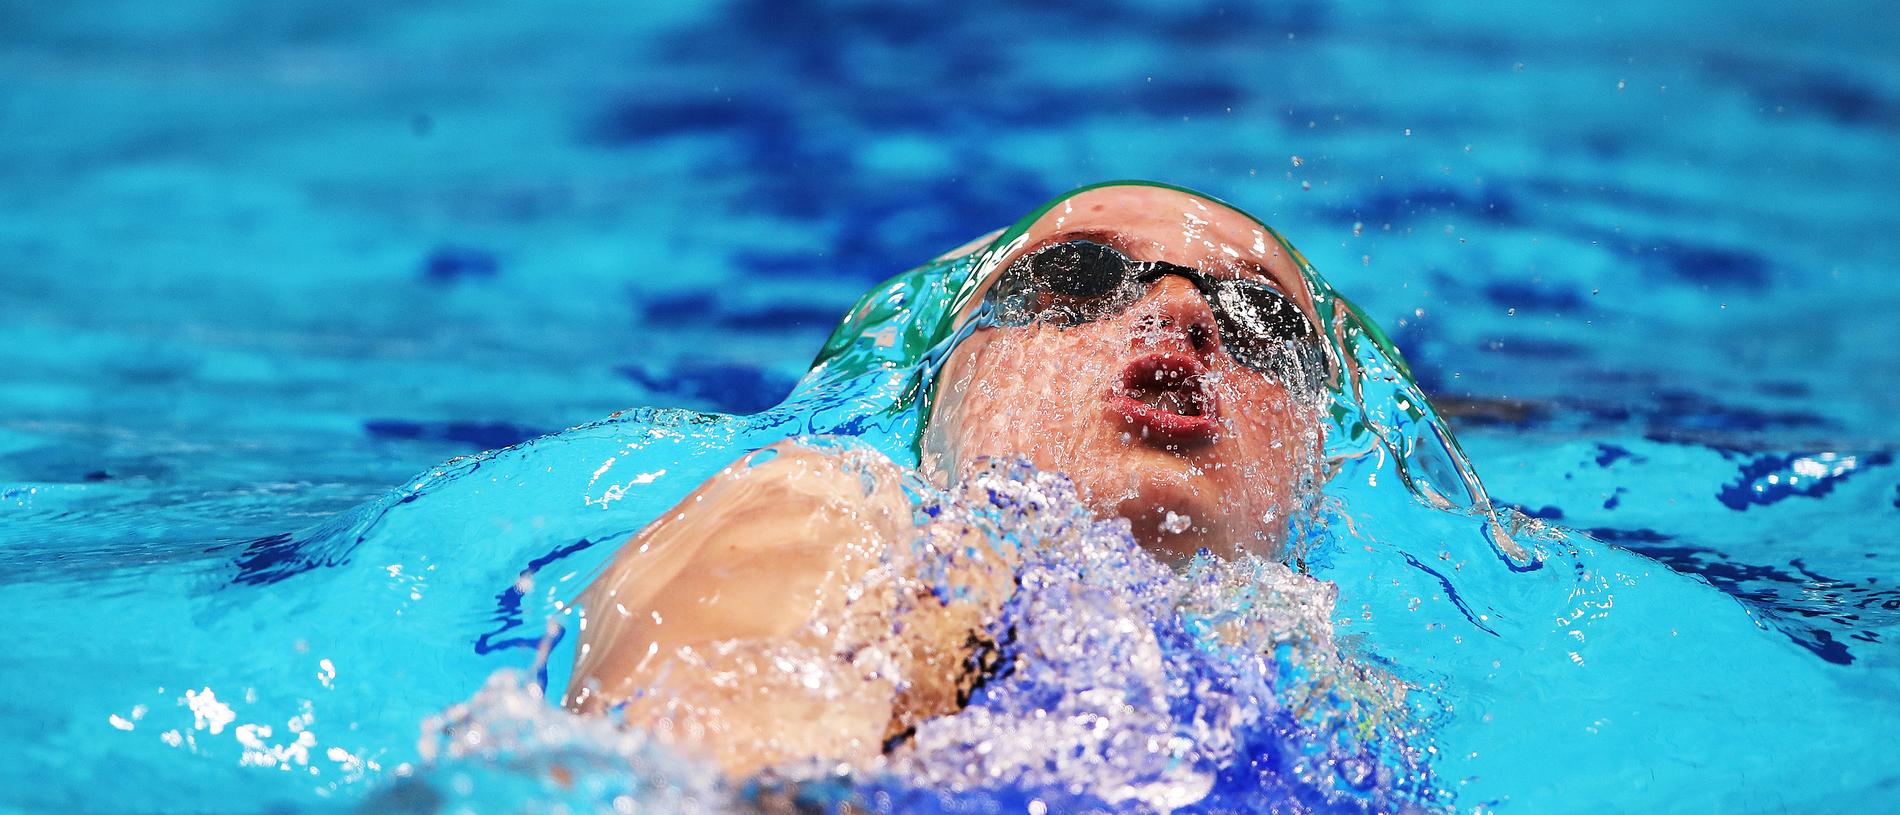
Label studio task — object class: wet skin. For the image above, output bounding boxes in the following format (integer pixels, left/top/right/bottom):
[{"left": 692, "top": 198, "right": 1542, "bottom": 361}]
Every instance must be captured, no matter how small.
[{"left": 926, "top": 184, "right": 1326, "bottom": 560}]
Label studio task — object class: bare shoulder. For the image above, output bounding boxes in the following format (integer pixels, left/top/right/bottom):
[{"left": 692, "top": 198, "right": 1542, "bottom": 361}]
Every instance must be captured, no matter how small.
[
  {"left": 567, "top": 438, "right": 913, "bottom": 701},
  {"left": 701, "top": 438, "right": 913, "bottom": 539},
  {"left": 564, "top": 438, "right": 927, "bottom": 773},
  {"left": 565, "top": 439, "right": 1027, "bottom": 776}
]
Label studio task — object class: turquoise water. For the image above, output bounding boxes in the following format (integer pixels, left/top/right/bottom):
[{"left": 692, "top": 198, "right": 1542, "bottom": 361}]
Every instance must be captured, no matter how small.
[{"left": 3, "top": 1, "right": 1898, "bottom": 812}]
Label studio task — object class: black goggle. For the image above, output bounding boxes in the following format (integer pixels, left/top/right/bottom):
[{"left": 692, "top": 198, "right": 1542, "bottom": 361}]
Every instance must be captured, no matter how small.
[{"left": 981, "top": 239, "right": 1330, "bottom": 390}]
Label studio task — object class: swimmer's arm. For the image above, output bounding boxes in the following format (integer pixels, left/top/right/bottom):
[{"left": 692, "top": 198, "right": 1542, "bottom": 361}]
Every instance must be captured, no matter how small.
[{"left": 564, "top": 440, "right": 915, "bottom": 775}]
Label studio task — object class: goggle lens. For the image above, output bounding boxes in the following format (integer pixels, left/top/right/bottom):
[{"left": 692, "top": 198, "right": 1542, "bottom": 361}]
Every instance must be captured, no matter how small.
[{"left": 982, "top": 240, "right": 1329, "bottom": 392}]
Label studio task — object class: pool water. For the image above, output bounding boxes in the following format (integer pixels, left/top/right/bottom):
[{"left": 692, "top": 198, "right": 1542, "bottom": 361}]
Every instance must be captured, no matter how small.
[{"left": 3, "top": 1, "right": 1898, "bottom": 812}]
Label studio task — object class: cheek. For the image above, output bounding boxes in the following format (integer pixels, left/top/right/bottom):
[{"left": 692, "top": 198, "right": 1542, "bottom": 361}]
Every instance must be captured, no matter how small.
[
  {"left": 1220, "top": 380, "right": 1312, "bottom": 459},
  {"left": 932, "top": 328, "right": 1119, "bottom": 473},
  {"left": 1204, "top": 375, "right": 1325, "bottom": 517}
]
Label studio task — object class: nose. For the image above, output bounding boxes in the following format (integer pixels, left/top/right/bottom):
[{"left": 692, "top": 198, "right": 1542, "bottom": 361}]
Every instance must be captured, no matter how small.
[{"left": 1130, "top": 275, "right": 1220, "bottom": 356}]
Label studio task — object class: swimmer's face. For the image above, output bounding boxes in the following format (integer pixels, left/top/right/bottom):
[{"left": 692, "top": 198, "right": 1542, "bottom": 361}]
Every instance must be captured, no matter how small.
[{"left": 924, "top": 185, "right": 1327, "bottom": 560}]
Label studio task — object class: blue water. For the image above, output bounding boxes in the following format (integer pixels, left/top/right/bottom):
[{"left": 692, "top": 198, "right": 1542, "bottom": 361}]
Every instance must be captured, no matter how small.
[{"left": 4, "top": 1, "right": 1898, "bottom": 812}]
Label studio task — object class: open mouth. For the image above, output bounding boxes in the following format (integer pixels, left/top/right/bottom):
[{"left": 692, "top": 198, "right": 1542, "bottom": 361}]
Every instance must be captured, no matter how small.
[{"left": 1109, "top": 353, "right": 1219, "bottom": 443}]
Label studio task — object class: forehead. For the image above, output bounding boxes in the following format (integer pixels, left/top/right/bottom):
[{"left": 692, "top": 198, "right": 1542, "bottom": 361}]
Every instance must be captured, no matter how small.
[{"left": 1003, "top": 185, "right": 1315, "bottom": 307}]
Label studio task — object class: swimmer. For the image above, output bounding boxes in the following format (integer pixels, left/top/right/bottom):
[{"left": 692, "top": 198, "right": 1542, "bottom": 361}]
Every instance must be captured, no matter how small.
[{"left": 565, "top": 182, "right": 1332, "bottom": 776}]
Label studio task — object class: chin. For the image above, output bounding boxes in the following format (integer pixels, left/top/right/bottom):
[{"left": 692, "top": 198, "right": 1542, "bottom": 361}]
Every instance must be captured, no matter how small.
[{"left": 1101, "top": 465, "right": 1233, "bottom": 560}]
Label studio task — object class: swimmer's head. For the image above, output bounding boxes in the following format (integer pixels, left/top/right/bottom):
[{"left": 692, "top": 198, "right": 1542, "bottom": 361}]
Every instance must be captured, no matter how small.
[{"left": 922, "top": 183, "right": 1331, "bottom": 560}]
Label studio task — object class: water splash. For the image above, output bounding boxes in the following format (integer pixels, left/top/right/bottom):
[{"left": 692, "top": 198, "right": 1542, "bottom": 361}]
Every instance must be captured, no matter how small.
[
  {"left": 887, "top": 459, "right": 1442, "bottom": 814},
  {"left": 381, "top": 671, "right": 733, "bottom": 814},
  {"left": 401, "top": 457, "right": 1443, "bottom": 814}
]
